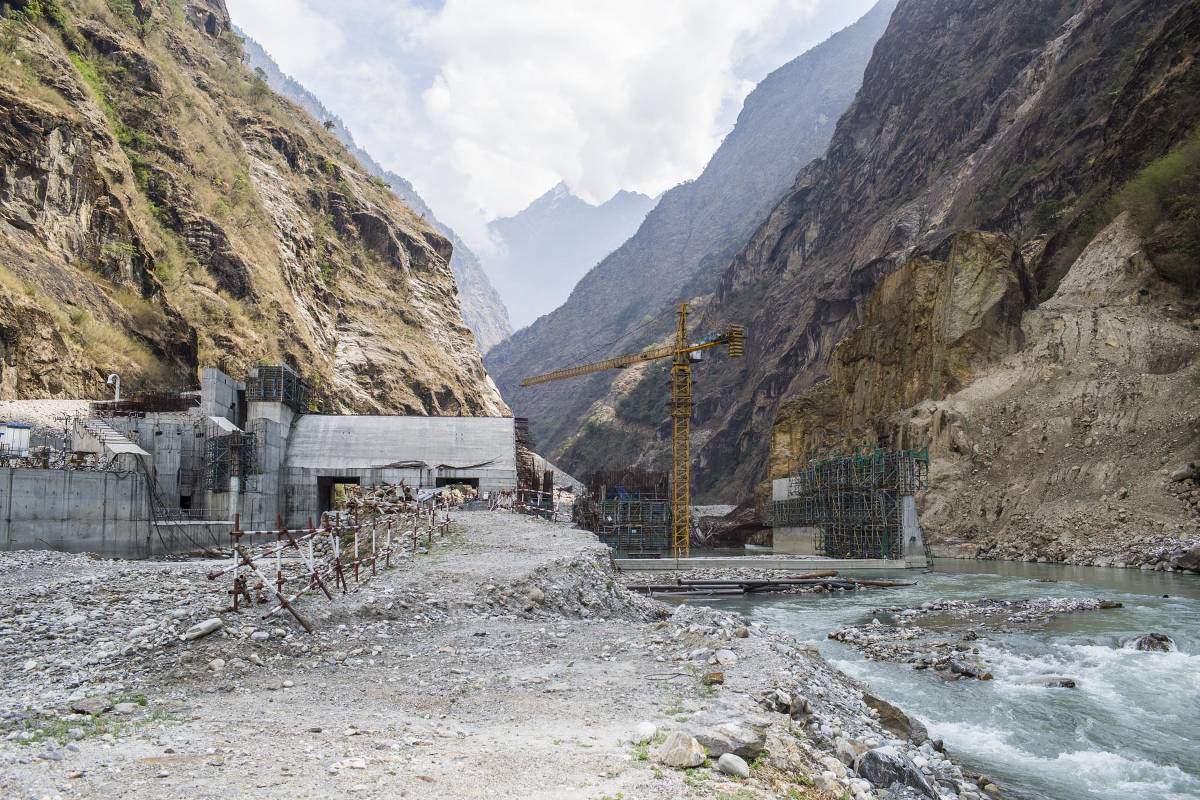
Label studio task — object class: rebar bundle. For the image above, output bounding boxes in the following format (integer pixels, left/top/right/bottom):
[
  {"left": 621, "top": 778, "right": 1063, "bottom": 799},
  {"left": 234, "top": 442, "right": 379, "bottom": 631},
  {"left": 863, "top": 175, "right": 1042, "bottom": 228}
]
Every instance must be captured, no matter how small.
[{"left": 771, "top": 448, "right": 929, "bottom": 559}]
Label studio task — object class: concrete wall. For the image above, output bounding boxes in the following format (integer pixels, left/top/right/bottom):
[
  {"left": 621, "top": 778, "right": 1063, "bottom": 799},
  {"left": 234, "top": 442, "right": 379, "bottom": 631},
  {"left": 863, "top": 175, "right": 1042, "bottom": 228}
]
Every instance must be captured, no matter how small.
[
  {"left": 773, "top": 526, "right": 820, "bottom": 555},
  {"left": 0, "top": 467, "right": 231, "bottom": 558},
  {"left": 200, "top": 367, "right": 243, "bottom": 424},
  {"left": 280, "top": 415, "right": 516, "bottom": 527},
  {"left": 0, "top": 467, "right": 152, "bottom": 557}
]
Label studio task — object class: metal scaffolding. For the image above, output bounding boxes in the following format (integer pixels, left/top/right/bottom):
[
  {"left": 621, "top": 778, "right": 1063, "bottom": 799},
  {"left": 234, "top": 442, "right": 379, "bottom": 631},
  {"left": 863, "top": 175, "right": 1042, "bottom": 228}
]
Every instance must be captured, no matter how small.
[
  {"left": 574, "top": 469, "right": 672, "bottom": 557},
  {"left": 771, "top": 448, "right": 929, "bottom": 559},
  {"left": 206, "top": 431, "right": 258, "bottom": 493},
  {"left": 246, "top": 364, "right": 311, "bottom": 413}
]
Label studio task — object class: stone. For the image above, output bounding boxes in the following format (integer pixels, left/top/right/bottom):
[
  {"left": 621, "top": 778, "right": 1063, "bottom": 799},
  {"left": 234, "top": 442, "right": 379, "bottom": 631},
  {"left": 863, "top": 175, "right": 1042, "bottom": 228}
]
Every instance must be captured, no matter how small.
[
  {"left": 207, "top": 658, "right": 226, "bottom": 672},
  {"left": 182, "top": 618, "right": 223, "bottom": 641},
  {"left": 734, "top": 627, "right": 749, "bottom": 638},
  {"left": 855, "top": 746, "right": 938, "bottom": 798},
  {"left": 717, "top": 752, "right": 750, "bottom": 778},
  {"left": 680, "top": 704, "right": 771, "bottom": 759},
  {"left": 836, "top": 736, "right": 868, "bottom": 766},
  {"left": 714, "top": 649, "right": 738, "bottom": 666},
  {"left": 656, "top": 731, "right": 706, "bottom": 768},
  {"left": 702, "top": 671, "right": 725, "bottom": 686},
  {"left": 788, "top": 694, "right": 810, "bottom": 718},
  {"left": 250, "top": 630, "right": 270, "bottom": 641},
  {"left": 815, "top": 772, "right": 842, "bottom": 794},
  {"left": 820, "top": 755, "right": 847, "bottom": 779},
  {"left": 630, "top": 721, "right": 657, "bottom": 744},
  {"left": 112, "top": 702, "right": 138, "bottom": 715},
  {"left": 69, "top": 697, "right": 111, "bottom": 716},
  {"left": 525, "top": 587, "right": 545, "bottom": 605},
  {"left": 1044, "top": 678, "right": 1077, "bottom": 688},
  {"left": 863, "top": 692, "right": 928, "bottom": 743},
  {"left": 1129, "top": 633, "right": 1175, "bottom": 652}
]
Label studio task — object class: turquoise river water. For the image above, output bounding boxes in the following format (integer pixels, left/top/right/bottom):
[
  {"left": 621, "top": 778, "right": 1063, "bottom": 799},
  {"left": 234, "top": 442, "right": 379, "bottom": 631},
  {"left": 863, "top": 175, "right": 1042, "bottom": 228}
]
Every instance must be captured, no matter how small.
[{"left": 723, "top": 560, "right": 1200, "bottom": 800}]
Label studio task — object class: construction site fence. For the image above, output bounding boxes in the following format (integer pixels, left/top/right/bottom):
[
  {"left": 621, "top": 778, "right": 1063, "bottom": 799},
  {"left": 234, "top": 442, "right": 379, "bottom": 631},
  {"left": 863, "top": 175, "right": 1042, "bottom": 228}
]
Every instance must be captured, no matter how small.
[{"left": 208, "top": 495, "right": 453, "bottom": 632}]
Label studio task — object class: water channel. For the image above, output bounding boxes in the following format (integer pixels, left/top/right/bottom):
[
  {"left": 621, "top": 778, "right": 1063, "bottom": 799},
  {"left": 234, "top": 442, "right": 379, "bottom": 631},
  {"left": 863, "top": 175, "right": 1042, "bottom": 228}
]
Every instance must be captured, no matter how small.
[{"left": 724, "top": 560, "right": 1200, "bottom": 800}]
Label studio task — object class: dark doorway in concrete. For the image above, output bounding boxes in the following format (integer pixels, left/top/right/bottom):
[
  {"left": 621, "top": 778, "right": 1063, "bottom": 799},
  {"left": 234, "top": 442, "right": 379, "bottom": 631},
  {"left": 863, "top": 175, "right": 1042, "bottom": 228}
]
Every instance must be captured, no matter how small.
[{"left": 318, "top": 476, "right": 360, "bottom": 514}]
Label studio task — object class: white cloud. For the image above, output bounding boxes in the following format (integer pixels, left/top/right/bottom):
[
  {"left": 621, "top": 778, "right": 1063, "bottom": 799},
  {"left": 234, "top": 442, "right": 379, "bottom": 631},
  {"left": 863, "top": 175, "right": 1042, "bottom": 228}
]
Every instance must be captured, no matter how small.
[{"left": 226, "top": 0, "right": 874, "bottom": 250}]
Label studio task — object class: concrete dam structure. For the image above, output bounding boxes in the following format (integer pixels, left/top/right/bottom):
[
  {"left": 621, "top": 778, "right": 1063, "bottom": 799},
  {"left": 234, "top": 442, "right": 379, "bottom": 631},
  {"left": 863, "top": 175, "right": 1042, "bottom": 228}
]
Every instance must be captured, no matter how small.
[{"left": 0, "top": 365, "right": 517, "bottom": 558}]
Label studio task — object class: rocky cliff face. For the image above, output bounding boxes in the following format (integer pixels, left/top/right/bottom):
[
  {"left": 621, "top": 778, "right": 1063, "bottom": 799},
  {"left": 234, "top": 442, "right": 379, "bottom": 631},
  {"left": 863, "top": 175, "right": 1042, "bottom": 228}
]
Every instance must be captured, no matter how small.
[
  {"left": 772, "top": 215, "right": 1199, "bottom": 567},
  {"left": 691, "top": 0, "right": 1200, "bottom": 500},
  {"left": 771, "top": 231, "right": 1034, "bottom": 471},
  {"left": 0, "top": 0, "right": 506, "bottom": 415},
  {"left": 239, "top": 33, "right": 513, "bottom": 354},
  {"left": 485, "top": 0, "right": 897, "bottom": 470},
  {"left": 486, "top": 183, "right": 656, "bottom": 330}
]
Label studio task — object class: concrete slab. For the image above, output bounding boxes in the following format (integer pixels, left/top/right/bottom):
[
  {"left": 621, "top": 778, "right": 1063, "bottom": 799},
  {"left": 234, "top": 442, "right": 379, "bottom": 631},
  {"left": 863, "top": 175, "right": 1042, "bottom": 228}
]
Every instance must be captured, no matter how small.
[{"left": 614, "top": 556, "right": 929, "bottom": 571}]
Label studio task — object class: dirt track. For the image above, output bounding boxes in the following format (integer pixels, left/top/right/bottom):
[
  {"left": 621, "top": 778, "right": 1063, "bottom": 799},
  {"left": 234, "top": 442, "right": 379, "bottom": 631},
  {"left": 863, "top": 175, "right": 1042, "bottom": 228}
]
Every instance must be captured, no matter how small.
[{"left": 0, "top": 511, "right": 982, "bottom": 800}]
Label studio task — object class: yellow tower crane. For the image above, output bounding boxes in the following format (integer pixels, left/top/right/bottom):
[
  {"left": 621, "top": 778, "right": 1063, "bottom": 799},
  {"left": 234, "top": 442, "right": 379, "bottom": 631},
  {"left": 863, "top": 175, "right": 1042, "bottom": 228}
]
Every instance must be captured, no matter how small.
[{"left": 521, "top": 303, "right": 744, "bottom": 557}]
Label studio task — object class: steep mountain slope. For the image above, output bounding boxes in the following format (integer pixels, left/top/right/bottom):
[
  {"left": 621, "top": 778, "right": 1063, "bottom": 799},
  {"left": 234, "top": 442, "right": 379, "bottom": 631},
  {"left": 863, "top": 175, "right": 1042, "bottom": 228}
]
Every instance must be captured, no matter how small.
[
  {"left": 773, "top": 214, "right": 1199, "bottom": 567},
  {"left": 485, "top": 183, "right": 655, "bottom": 329},
  {"left": 239, "top": 33, "right": 513, "bottom": 353},
  {"left": 486, "top": 0, "right": 897, "bottom": 463},
  {"left": 0, "top": 0, "right": 505, "bottom": 415},
  {"left": 692, "top": 0, "right": 1200, "bottom": 500}
]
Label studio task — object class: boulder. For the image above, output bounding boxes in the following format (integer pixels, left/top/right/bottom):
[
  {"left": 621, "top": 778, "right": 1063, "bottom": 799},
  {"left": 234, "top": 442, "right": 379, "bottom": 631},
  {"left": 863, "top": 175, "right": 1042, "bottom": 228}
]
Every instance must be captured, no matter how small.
[
  {"left": 836, "top": 735, "right": 868, "bottom": 766},
  {"left": 863, "top": 692, "right": 928, "bottom": 743},
  {"left": 1170, "top": 545, "right": 1200, "bottom": 572},
  {"left": 717, "top": 752, "right": 750, "bottom": 778},
  {"left": 702, "top": 671, "right": 725, "bottom": 686},
  {"left": 1129, "top": 633, "right": 1176, "bottom": 652},
  {"left": 69, "top": 697, "right": 111, "bottom": 716},
  {"left": 656, "top": 731, "right": 706, "bottom": 768},
  {"left": 815, "top": 772, "right": 842, "bottom": 794},
  {"left": 681, "top": 704, "right": 771, "bottom": 759},
  {"left": 182, "top": 618, "right": 223, "bottom": 641},
  {"left": 1044, "top": 677, "right": 1077, "bottom": 688},
  {"left": 855, "top": 746, "right": 938, "bottom": 798}
]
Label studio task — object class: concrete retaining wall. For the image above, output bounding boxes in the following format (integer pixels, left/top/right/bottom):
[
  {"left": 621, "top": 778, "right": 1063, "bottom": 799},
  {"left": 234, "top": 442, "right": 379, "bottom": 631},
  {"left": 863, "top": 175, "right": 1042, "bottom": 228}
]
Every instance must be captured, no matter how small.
[
  {"left": 0, "top": 467, "right": 230, "bottom": 557},
  {"left": 0, "top": 467, "right": 152, "bottom": 557}
]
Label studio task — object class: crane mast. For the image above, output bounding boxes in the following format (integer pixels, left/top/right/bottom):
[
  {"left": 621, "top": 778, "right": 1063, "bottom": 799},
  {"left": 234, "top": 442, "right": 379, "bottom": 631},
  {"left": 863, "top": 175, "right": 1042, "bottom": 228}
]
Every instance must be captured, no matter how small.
[{"left": 521, "top": 302, "right": 744, "bottom": 558}]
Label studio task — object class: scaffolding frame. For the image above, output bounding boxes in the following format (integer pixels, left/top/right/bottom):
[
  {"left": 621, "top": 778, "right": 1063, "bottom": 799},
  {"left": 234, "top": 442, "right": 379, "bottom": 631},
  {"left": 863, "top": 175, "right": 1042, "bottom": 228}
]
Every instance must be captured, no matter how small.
[
  {"left": 206, "top": 431, "right": 258, "bottom": 493},
  {"left": 575, "top": 469, "right": 671, "bottom": 557},
  {"left": 246, "top": 365, "right": 311, "bottom": 413},
  {"left": 771, "top": 448, "right": 929, "bottom": 560}
]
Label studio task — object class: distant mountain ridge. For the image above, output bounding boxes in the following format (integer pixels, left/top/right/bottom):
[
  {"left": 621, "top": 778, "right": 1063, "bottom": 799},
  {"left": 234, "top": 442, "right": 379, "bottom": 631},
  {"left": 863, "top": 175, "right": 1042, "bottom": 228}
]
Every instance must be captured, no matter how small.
[
  {"left": 486, "top": 183, "right": 656, "bottom": 329},
  {"left": 485, "top": 0, "right": 898, "bottom": 476},
  {"left": 239, "top": 32, "right": 513, "bottom": 353}
]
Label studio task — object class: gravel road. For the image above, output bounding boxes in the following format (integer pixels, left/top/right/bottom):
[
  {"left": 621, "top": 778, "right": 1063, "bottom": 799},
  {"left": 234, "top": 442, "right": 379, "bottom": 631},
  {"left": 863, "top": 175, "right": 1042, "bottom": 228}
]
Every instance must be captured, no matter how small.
[{"left": 0, "top": 511, "right": 993, "bottom": 800}]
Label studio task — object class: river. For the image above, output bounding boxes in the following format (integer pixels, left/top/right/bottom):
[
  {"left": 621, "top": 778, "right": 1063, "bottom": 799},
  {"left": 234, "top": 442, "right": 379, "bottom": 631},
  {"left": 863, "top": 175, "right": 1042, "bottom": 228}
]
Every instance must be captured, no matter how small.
[{"left": 724, "top": 559, "right": 1200, "bottom": 800}]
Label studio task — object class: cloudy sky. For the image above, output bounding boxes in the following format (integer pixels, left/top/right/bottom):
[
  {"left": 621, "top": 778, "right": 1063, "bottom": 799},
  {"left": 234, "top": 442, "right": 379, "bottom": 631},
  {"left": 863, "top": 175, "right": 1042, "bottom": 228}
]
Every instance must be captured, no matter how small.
[{"left": 226, "top": 0, "right": 877, "bottom": 251}]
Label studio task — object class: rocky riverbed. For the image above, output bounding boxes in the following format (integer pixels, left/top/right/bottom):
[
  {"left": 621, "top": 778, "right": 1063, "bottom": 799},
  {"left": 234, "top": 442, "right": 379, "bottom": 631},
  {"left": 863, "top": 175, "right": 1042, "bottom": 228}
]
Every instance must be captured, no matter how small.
[
  {"left": 829, "top": 597, "right": 1126, "bottom": 681},
  {"left": 0, "top": 511, "right": 1004, "bottom": 800}
]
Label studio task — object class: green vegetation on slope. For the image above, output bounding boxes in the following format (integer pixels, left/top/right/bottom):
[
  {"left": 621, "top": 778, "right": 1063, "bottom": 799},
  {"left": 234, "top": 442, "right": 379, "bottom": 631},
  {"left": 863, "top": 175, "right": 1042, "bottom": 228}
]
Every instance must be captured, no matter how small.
[{"left": 1113, "top": 126, "right": 1200, "bottom": 291}]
